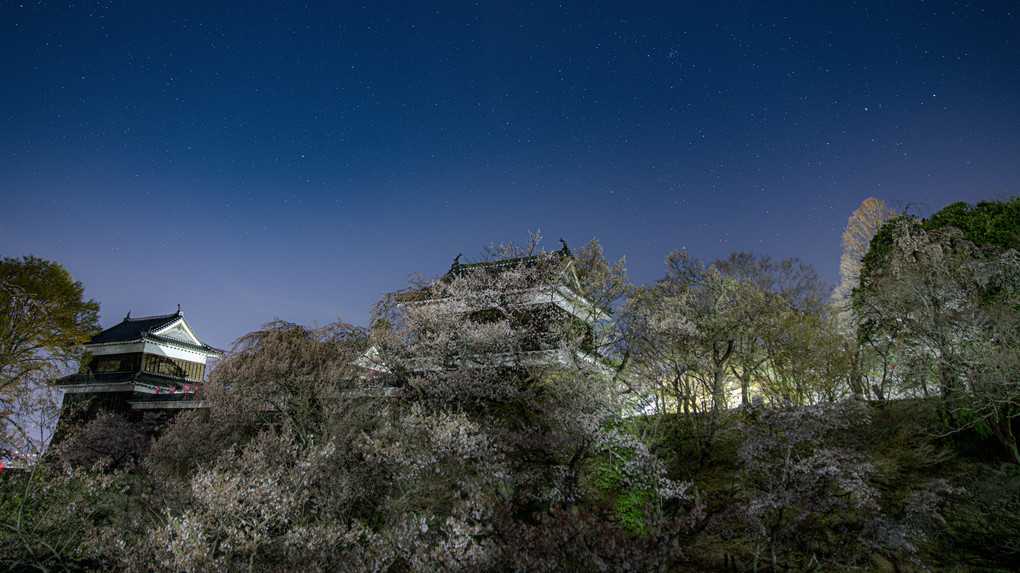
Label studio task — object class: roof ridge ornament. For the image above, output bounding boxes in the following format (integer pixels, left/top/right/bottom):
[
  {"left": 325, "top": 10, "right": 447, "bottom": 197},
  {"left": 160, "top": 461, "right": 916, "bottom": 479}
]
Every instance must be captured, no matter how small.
[
  {"left": 559, "top": 238, "right": 570, "bottom": 255},
  {"left": 453, "top": 253, "right": 462, "bottom": 266},
  {"left": 125, "top": 310, "right": 131, "bottom": 320}
]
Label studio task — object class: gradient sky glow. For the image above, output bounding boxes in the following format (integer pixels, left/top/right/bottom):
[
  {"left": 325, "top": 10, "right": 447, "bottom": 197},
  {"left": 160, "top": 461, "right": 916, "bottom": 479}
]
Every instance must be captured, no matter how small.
[{"left": 2, "top": 1, "right": 1018, "bottom": 350}]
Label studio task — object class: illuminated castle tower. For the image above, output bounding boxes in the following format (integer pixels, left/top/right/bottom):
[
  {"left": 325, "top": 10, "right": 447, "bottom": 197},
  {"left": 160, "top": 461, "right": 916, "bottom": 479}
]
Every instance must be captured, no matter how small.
[
  {"left": 55, "top": 307, "right": 222, "bottom": 414},
  {"left": 394, "top": 241, "right": 610, "bottom": 367}
]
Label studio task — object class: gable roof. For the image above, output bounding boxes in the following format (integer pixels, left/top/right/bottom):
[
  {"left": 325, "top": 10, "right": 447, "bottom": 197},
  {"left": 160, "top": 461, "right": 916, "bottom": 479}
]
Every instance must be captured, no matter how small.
[
  {"left": 397, "top": 241, "right": 578, "bottom": 304},
  {"left": 444, "top": 240, "right": 574, "bottom": 282},
  {"left": 88, "top": 309, "right": 223, "bottom": 355},
  {"left": 395, "top": 240, "right": 608, "bottom": 321},
  {"left": 90, "top": 312, "right": 181, "bottom": 343}
]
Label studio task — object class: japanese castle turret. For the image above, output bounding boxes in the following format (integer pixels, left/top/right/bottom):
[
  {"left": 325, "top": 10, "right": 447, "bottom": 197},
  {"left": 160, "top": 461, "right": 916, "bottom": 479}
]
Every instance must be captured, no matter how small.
[
  {"left": 55, "top": 307, "right": 222, "bottom": 413},
  {"left": 393, "top": 241, "right": 612, "bottom": 371}
]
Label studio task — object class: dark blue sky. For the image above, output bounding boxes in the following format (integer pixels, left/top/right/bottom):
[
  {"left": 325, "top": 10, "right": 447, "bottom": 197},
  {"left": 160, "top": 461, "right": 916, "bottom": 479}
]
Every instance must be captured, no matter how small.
[{"left": 2, "top": 1, "right": 1017, "bottom": 350}]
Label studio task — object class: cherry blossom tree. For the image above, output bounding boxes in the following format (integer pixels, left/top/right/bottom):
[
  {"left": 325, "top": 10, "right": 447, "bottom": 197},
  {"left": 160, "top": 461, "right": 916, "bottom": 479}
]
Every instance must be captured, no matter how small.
[
  {"left": 368, "top": 246, "right": 692, "bottom": 567},
  {"left": 109, "top": 320, "right": 393, "bottom": 571},
  {"left": 856, "top": 218, "right": 1020, "bottom": 463},
  {"left": 119, "top": 247, "right": 692, "bottom": 571}
]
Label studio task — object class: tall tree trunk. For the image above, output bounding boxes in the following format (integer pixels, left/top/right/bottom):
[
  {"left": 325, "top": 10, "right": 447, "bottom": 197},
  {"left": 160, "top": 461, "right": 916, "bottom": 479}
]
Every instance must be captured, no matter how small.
[
  {"left": 938, "top": 357, "right": 961, "bottom": 427},
  {"left": 848, "top": 347, "right": 866, "bottom": 400},
  {"left": 704, "top": 340, "right": 735, "bottom": 461},
  {"left": 712, "top": 340, "right": 735, "bottom": 410}
]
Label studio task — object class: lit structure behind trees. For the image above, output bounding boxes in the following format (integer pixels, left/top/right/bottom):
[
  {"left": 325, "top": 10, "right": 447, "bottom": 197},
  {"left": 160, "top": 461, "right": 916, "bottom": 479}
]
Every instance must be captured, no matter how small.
[{"left": 54, "top": 308, "right": 222, "bottom": 417}]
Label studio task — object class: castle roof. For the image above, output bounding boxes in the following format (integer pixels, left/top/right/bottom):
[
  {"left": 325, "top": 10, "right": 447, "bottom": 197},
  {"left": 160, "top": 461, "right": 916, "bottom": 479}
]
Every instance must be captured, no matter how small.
[
  {"left": 90, "top": 312, "right": 180, "bottom": 343},
  {"left": 444, "top": 240, "right": 573, "bottom": 280},
  {"left": 395, "top": 240, "right": 609, "bottom": 321},
  {"left": 87, "top": 308, "right": 222, "bottom": 355}
]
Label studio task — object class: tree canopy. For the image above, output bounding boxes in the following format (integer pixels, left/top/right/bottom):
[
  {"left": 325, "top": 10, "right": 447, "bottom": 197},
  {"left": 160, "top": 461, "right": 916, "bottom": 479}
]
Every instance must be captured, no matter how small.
[
  {"left": 924, "top": 198, "right": 1020, "bottom": 250},
  {"left": 853, "top": 198, "right": 1020, "bottom": 464},
  {"left": 858, "top": 197, "right": 1020, "bottom": 296},
  {"left": 1, "top": 255, "right": 99, "bottom": 447}
]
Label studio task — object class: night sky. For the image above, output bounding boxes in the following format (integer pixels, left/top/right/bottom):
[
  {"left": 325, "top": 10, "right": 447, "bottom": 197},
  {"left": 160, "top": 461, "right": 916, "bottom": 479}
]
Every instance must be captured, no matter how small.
[{"left": 2, "top": 1, "right": 1017, "bottom": 351}]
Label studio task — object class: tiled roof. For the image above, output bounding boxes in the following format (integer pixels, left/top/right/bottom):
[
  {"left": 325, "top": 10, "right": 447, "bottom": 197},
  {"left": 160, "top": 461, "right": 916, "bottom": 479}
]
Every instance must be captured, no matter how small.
[
  {"left": 89, "top": 311, "right": 181, "bottom": 344},
  {"left": 396, "top": 242, "right": 578, "bottom": 304},
  {"left": 86, "top": 310, "right": 222, "bottom": 354},
  {"left": 54, "top": 370, "right": 194, "bottom": 389},
  {"left": 445, "top": 241, "right": 572, "bottom": 279}
]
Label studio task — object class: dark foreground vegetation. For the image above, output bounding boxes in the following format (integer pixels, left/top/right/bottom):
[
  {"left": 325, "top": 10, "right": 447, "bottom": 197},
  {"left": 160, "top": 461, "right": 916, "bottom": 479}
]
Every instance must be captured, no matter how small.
[
  {"left": 2, "top": 396, "right": 1016, "bottom": 572},
  {"left": 2, "top": 197, "right": 1018, "bottom": 571},
  {"left": 664, "top": 400, "right": 1020, "bottom": 572}
]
